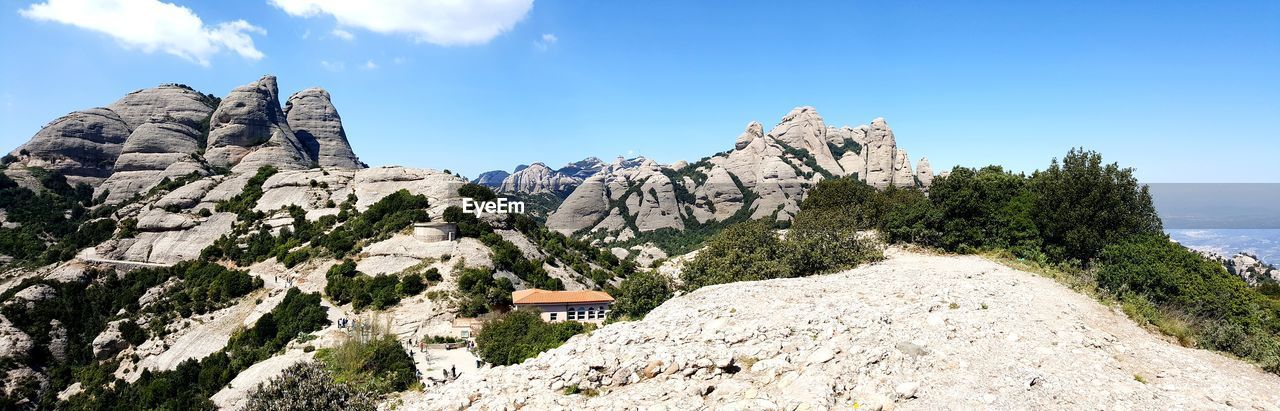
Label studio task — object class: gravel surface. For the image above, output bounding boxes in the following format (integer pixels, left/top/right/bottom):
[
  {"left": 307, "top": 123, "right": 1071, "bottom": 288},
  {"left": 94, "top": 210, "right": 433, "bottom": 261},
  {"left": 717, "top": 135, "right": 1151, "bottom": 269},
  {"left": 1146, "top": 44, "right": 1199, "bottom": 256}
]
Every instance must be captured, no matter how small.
[{"left": 406, "top": 248, "right": 1280, "bottom": 410}]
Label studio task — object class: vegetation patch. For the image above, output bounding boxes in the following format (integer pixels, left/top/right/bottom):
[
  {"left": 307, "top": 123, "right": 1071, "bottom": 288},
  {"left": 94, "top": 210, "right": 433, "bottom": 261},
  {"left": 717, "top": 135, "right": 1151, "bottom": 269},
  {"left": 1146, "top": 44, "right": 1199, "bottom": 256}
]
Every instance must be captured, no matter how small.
[
  {"left": 243, "top": 361, "right": 376, "bottom": 411},
  {"left": 316, "top": 316, "right": 418, "bottom": 395},
  {"left": 475, "top": 310, "right": 591, "bottom": 366},
  {"left": 63, "top": 288, "right": 328, "bottom": 409}
]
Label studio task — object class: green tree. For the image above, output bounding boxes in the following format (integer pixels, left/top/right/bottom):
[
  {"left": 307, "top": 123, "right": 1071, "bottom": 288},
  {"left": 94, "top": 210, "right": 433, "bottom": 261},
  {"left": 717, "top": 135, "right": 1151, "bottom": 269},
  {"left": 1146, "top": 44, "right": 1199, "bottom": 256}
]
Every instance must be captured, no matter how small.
[
  {"left": 681, "top": 220, "right": 791, "bottom": 289},
  {"left": 1030, "top": 148, "right": 1162, "bottom": 264},
  {"left": 610, "top": 271, "right": 673, "bottom": 320},
  {"left": 923, "top": 166, "right": 1040, "bottom": 256},
  {"left": 458, "top": 183, "right": 498, "bottom": 202},
  {"left": 474, "top": 310, "right": 587, "bottom": 366}
]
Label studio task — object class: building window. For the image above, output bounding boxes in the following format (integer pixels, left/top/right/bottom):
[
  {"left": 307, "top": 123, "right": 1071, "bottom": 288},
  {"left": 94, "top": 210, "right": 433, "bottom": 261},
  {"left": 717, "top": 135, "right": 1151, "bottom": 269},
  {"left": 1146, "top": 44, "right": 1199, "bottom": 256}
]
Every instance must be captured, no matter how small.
[
  {"left": 567, "top": 309, "right": 576, "bottom": 320},
  {"left": 549, "top": 313, "right": 558, "bottom": 321}
]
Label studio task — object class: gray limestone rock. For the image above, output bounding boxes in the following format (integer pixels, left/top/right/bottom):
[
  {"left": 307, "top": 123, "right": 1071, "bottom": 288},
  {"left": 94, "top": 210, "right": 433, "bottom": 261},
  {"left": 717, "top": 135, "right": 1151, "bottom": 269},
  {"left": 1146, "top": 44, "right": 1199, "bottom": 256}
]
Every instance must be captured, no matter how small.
[
  {"left": 0, "top": 315, "right": 33, "bottom": 362},
  {"left": 285, "top": 88, "right": 364, "bottom": 169},
  {"left": 893, "top": 149, "right": 915, "bottom": 188},
  {"left": 11, "top": 108, "right": 132, "bottom": 183},
  {"left": 735, "top": 122, "right": 763, "bottom": 150},
  {"left": 863, "top": 118, "right": 897, "bottom": 189},
  {"left": 107, "top": 84, "right": 216, "bottom": 130},
  {"left": 916, "top": 157, "right": 934, "bottom": 188},
  {"left": 473, "top": 170, "right": 510, "bottom": 187},
  {"left": 547, "top": 174, "right": 610, "bottom": 234},
  {"left": 500, "top": 162, "right": 579, "bottom": 195},
  {"left": 766, "top": 107, "right": 843, "bottom": 175},
  {"left": 91, "top": 320, "right": 128, "bottom": 360},
  {"left": 99, "top": 122, "right": 209, "bottom": 203},
  {"left": 204, "top": 75, "right": 312, "bottom": 172}
]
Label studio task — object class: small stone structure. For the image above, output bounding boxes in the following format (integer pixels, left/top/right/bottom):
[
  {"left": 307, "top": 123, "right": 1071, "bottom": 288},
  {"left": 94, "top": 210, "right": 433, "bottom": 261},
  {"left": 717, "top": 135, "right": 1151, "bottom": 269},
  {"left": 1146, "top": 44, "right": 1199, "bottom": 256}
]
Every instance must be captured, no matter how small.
[{"left": 413, "top": 222, "right": 458, "bottom": 242}]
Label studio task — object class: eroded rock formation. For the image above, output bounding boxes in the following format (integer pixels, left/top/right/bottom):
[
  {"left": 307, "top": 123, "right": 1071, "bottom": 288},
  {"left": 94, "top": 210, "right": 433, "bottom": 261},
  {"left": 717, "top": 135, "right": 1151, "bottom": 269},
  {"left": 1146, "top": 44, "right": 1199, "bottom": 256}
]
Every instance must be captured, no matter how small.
[{"left": 547, "top": 107, "right": 934, "bottom": 239}]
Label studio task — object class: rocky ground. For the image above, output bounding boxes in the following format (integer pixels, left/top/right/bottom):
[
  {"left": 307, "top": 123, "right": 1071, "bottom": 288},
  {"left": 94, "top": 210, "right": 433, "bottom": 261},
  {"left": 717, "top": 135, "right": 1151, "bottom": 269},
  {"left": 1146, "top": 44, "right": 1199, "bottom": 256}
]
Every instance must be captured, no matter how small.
[{"left": 406, "top": 248, "right": 1280, "bottom": 410}]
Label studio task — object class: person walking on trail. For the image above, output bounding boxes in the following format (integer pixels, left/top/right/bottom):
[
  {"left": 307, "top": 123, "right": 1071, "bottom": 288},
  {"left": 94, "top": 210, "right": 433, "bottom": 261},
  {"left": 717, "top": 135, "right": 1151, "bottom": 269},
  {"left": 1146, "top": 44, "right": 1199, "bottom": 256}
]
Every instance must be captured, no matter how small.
[{"left": 451, "top": 365, "right": 457, "bottom": 378}]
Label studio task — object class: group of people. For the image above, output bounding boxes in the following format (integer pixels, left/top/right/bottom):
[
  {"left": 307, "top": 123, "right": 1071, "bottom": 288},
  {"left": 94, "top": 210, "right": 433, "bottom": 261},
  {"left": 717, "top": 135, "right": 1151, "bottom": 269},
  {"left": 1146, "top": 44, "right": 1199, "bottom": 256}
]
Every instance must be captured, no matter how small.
[
  {"left": 272, "top": 274, "right": 294, "bottom": 288},
  {"left": 401, "top": 335, "right": 463, "bottom": 384}
]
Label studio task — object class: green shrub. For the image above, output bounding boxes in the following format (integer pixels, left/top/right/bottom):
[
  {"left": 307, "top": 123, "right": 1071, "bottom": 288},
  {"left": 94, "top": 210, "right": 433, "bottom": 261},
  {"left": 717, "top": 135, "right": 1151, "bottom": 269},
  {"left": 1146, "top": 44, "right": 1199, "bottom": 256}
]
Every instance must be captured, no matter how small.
[
  {"left": 479, "top": 232, "right": 563, "bottom": 290},
  {"left": 316, "top": 323, "right": 416, "bottom": 395},
  {"left": 1030, "top": 148, "right": 1162, "bottom": 263},
  {"left": 399, "top": 272, "right": 426, "bottom": 296},
  {"left": 117, "top": 320, "right": 148, "bottom": 346},
  {"left": 610, "top": 271, "right": 673, "bottom": 320},
  {"left": 216, "top": 165, "right": 279, "bottom": 220},
  {"left": 0, "top": 170, "right": 118, "bottom": 265},
  {"left": 475, "top": 310, "right": 589, "bottom": 366},
  {"left": 454, "top": 267, "right": 514, "bottom": 316},
  {"left": 458, "top": 183, "right": 498, "bottom": 202},
  {"left": 443, "top": 205, "right": 491, "bottom": 238},
  {"left": 784, "top": 215, "right": 882, "bottom": 276},
  {"left": 918, "top": 166, "right": 1039, "bottom": 254},
  {"left": 1097, "top": 234, "right": 1280, "bottom": 371},
  {"left": 243, "top": 361, "right": 376, "bottom": 411},
  {"left": 63, "top": 288, "right": 328, "bottom": 410},
  {"left": 681, "top": 221, "right": 791, "bottom": 289},
  {"left": 312, "top": 189, "right": 430, "bottom": 259}
]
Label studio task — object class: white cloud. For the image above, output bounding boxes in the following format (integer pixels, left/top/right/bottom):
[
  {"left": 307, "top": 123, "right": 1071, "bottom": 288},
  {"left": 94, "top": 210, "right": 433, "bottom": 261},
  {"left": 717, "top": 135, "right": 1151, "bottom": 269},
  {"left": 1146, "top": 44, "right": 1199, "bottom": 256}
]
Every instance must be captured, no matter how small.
[
  {"left": 362, "top": 60, "right": 378, "bottom": 70},
  {"left": 331, "top": 28, "right": 354, "bottom": 41},
  {"left": 20, "top": 0, "right": 265, "bottom": 66},
  {"left": 320, "top": 60, "right": 345, "bottom": 72},
  {"left": 392, "top": 56, "right": 406, "bottom": 64},
  {"left": 533, "top": 32, "right": 556, "bottom": 51},
  {"left": 270, "top": 0, "right": 533, "bottom": 46}
]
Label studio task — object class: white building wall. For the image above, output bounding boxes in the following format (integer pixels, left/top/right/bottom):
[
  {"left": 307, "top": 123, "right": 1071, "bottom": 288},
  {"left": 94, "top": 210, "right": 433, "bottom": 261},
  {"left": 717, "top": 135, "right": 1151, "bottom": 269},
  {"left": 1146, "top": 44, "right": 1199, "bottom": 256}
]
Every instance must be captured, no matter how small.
[{"left": 517, "top": 302, "right": 612, "bottom": 325}]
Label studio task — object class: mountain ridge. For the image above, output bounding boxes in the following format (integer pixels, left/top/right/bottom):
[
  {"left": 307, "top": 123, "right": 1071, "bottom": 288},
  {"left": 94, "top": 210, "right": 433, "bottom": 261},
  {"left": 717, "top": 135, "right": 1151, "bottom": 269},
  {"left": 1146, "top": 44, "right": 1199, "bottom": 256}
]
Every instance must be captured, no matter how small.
[{"left": 6, "top": 75, "right": 365, "bottom": 204}]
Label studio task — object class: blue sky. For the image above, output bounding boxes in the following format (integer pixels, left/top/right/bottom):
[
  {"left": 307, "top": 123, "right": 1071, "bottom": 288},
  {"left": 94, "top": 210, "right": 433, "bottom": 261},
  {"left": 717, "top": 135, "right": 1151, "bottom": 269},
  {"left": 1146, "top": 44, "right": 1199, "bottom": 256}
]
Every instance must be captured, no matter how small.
[{"left": 1, "top": 0, "right": 1277, "bottom": 182}]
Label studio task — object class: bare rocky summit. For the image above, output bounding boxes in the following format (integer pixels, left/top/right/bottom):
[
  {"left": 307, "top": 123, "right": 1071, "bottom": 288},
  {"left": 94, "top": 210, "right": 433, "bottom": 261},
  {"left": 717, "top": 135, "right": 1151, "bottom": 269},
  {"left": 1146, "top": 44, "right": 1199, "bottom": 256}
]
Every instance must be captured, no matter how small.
[
  {"left": 473, "top": 170, "right": 511, "bottom": 188},
  {"left": 476, "top": 157, "right": 606, "bottom": 198},
  {"left": 7, "top": 75, "right": 366, "bottom": 204},
  {"left": 11, "top": 108, "right": 135, "bottom": 186},
  {"left": 285, "top": 88, "right": 366, "bottom": 169},
  {"left": 204, "top": 75, "right": 313, "bottom": 172},
  {"left": 498, "top": 163, "right": 579, "bottom": 195},
  {"left": 409, "top": 249, "right": 1280, "bottom": 410},
  {"left": 546, "top": 107, "right": 933, "bottom": 239},
  {"left": 10, "top": 85, "right": 218, "bottom": 188}
]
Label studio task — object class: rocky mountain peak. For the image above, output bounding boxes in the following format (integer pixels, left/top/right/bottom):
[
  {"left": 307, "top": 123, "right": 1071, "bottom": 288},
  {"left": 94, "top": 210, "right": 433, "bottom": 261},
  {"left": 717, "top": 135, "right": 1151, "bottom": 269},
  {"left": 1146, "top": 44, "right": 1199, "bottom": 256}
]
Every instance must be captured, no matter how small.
[
  {"left": 472, "top": 170, "right": 510, "bottom": 187},
  {"left": 204, "top": 75, "right": 311, "bottom": 172},
  {"left": 547, "top": 107, "right": 936, "bottom": 240},
  {"left": 916, "top": 156, "right": 934, "bottom": 188},
  {"left": 6, "top": 74, "right": 368, "bottom": 203},
  {"left": 107, "top": 84, "right": 218, "bottom": 130},
  {"left": 735, "top": 122, "right": 763, "bottom": 150},
  {"left": 285, "top": 87, "right": 365, "bottom": 169},
  {"left": 500, "top": 162, "right": 576, "bottom": 195}
]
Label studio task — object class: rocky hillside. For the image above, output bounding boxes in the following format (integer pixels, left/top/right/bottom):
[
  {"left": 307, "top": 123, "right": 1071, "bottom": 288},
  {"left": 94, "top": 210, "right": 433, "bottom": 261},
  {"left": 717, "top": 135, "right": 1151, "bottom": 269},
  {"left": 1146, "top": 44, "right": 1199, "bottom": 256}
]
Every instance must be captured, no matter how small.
[
  {"left": 410, "top": 249, "right": 1280, "bottom": 410},
  {"left": 1199, "top": 250, "right": 1280, "bottom": 287},
  {"left": 6, "top": 75, "right": 364, "bottom": 204},
  {"left": 0, "top": 75, "right": 657, "bottom": 409},
  {"left": 546, "top": 107, "right": 934, "bottom": 243}
]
